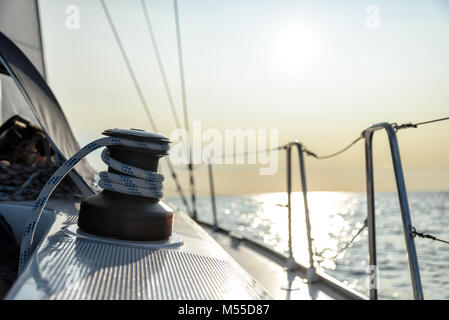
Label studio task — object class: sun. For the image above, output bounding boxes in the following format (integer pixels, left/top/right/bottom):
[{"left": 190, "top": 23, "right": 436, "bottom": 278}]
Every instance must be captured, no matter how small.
[{"left": 272, "top": 23, "right": 322, "bottom": 73}]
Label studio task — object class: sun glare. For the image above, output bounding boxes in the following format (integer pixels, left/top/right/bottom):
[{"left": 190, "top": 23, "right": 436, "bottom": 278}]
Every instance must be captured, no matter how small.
[{"left": 272, "top": 24, "right": 321, "bottom": 73}]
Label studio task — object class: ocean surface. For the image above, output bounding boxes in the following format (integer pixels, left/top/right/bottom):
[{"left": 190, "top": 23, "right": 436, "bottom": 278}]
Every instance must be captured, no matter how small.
[{"left": 167, "top": 191, "right": 449, "bottom": 299}]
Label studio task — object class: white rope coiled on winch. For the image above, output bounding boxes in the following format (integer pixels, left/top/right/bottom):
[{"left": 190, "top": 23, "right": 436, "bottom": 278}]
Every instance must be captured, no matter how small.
[{"left": 19, "top": 136, "right": 168, "bottom": 273}]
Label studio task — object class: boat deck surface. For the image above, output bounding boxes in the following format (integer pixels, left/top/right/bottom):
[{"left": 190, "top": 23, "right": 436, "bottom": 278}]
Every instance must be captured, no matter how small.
[
  {"left": 2, "top": 199, "right": 365, "bottom": 300},
  {"left": 201, "top": 225, "right": 366, "bottom": 300},
  {"left": 3, "top": 200, "right": 271, "bottom": 300}
]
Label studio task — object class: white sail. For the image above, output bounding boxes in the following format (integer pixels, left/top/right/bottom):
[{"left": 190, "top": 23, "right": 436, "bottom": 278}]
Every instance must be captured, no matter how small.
[
  {"left": 0, "top": 1, "right": 96, "bottom": 196},
  {"left": 0, "top": 0, "right": 46, "bottom": 79}
]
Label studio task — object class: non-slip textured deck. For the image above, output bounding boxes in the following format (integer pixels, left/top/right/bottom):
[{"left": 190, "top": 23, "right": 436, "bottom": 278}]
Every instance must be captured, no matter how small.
[
  {"left": 202, "top": 225, "right": 367, "bottom": 300},
  {"left": 39, "top": 240, "right": 263, "bottom": 300},
  {"left": 6, "top": 202, "right": 270, "bottom": 300}
]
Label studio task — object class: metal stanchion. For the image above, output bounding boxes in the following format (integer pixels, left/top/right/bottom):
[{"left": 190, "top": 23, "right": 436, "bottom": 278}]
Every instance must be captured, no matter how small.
[
  {"left": 207, "top": 158, "right": 218, "bottom": 231},
  {"left": 363, "top": 122, "right": 423, "bottom": 300}
]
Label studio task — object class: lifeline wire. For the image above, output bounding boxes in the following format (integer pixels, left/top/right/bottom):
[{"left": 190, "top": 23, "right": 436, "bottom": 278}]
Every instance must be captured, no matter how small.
[
  {"left": 393, "top": 116, "right": 449, "bottom": 131},
  {"left": 412, "top": 227, "right": 449, "bottom": 245},
  {"left": 208, "top": 116, "right": 449, "bottom": 161},
  {"left": 304, "top": 136, "right": 363, "bottom": 160},
  {"left": 219, "top": 145, "right": 288, "bottom": 161},
  {"left": 304, "top": 116, "right": 449, "bottom": 159},
  {"left": 19, "top": 137, "right": 168, "bottom": 273},
  {"left": 314, "top": 218, "right": 368, "bottom": 261}
]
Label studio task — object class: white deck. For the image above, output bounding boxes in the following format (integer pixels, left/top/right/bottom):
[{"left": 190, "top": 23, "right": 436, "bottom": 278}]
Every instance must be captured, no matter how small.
[
  {"left": 2, "top": 201, "right": 271, "bottom": 300},
  {"left": 202, "top": 226, "right": 367, "bottom": 300},
  {"left": 1, "top": 199, "right": 366, "bottom": 300}
]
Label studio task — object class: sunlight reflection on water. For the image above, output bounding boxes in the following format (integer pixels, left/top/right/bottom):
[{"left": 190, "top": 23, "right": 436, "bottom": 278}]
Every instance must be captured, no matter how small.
[{"left": 167, "top": 191, "right": 449, "bottom": 300}]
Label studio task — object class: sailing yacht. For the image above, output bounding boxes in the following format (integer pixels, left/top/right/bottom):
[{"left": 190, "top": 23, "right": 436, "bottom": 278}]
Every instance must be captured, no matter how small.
[
  {"left": 0, "top": 0, "right": 370, "bottom": 301},
  {"left": 1, "top": 0, "right": 445, "bottom": 301}
]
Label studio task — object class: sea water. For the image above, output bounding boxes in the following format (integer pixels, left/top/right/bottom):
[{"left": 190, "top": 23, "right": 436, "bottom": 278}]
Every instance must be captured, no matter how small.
[{"left": 167, "top": 191, "right": 449, "bottom": 299}]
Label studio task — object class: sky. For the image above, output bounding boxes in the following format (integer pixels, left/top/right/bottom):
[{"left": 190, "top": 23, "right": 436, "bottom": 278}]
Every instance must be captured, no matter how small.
[{"left": 39, "top": 0, "right": 449, "bottom": 195}]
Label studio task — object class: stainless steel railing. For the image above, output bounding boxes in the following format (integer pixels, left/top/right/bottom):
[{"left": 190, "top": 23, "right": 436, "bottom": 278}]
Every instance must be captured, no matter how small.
[
  {"left": 207, "top": 158, "right": 219, "bottom": 231},
  {"left": 363, "top": 122, "right": 423, "bottom": 300},
  {"left": 205, "top": 122, "right": 424, "bottom": 299},
  {"left": 285, "top": 142, "right": 317, "bottom": 282}
]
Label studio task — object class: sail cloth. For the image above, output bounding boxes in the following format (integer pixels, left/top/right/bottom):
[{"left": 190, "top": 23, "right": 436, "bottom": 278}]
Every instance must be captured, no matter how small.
[
  {"left": 0, "top": 32, "right": 96, "bottom": 196},
  {"left": 0, "top": 74, "right": 40, "bottom": 126},
  {"left": 0, "top": 0, "right": 46, "bottom": 79}
]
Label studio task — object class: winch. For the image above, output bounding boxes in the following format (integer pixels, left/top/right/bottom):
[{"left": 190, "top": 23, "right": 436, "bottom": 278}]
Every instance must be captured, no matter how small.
[
  {"left": 19, "top": 128, "right": 173, "bottom": 272},
  {"left": 78, "top": 128, "right": 173, "bottom": 241}
]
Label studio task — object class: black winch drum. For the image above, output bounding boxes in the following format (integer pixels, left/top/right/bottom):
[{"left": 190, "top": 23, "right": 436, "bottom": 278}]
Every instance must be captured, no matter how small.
[{"left": 78, "top": 128, "right": 173, "bottom": 241}]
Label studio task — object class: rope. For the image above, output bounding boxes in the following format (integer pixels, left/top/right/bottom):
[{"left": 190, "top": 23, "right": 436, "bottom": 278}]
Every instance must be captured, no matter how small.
[
  {"left": 100, "top": 0, "right": 190, "bottom": 214},
  {"left": 393, "top": 116, "right": 449, "bottom": 131},
  {"left": 0, "top": 162, "right": 81, "bottom": 202},
  {"left": 315, "top": 218, "right": 367, "bottom": 261},
  {"left": 411, "top": 227, "right": 449, "bottom": 245},
  {"left": 304, "top": 136, "right": 363, "bottom": 160},
  {"left": 19, "top": 136, "right": 169, "bottom": 273},
  {"left": 98, "top": 149, "right": 164, "bottom": 198},
  {"left": 12, "top": 169, "right": 46, "bottom": 196},
  {"left": 0, "top": 146, "right": 80, "bottom": 201}
]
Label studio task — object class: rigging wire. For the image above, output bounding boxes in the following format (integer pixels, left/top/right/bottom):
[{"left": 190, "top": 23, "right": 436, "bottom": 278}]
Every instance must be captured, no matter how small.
[
  {"left": 84, "top": 4, "right": 449, "bottom": 254},
  {"left": 164, "top": 157, "right": 191, "bottom": 212},
  {"left": 100, "top": 0, "right": 190, "bottom": 213},
  {"left": 141, "top": 0, "right": 182, "bottom": 130},
  {"left": 100, "top": 0, "right": 157, "bottom": 130},
  {"left": 173, "top": 0, "right": 198, "bottom": 219},
  {"left": 173, "top": 0, "right": 190, "bottom": 133},
  {"left": 140, "top": 0, "right": 190, "bottom": 212}
]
